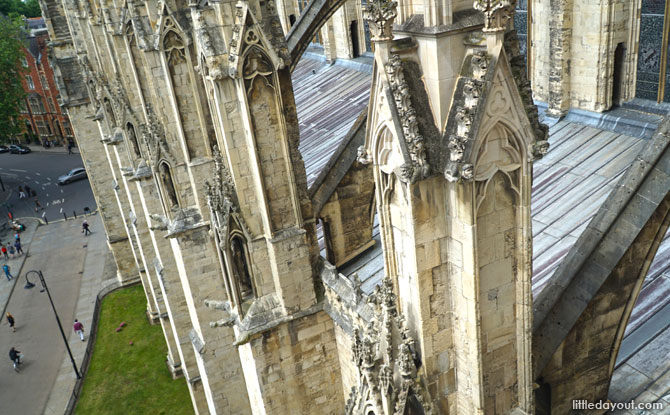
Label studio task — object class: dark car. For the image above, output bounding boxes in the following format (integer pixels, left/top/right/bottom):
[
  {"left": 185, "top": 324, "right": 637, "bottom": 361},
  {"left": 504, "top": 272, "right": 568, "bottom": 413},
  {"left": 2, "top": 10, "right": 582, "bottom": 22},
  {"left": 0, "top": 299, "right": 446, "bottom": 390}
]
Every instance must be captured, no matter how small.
[
  {"left": 0, "top": 145, "right": 8, "bottom": 153},
  {"left": 58, "top": 167, "right": 87, "bottom": 185},
  {"left": 9, "top": 145, "right": 31, "bottom": 154}
]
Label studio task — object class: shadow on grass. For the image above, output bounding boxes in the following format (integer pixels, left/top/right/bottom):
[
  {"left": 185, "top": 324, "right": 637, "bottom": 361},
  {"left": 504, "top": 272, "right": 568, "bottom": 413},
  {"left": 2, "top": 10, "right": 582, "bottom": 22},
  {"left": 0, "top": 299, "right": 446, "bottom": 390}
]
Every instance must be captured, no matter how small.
[{"left": 75, "top": 285, "right": 193, "bottom": 415}]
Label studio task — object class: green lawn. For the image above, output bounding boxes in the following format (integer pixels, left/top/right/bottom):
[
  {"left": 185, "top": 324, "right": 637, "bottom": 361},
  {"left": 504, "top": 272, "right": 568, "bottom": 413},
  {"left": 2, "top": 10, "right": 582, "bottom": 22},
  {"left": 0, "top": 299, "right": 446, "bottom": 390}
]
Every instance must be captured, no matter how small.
[{"left": 75, "top": 285, "right": 194, "bottom": 415}]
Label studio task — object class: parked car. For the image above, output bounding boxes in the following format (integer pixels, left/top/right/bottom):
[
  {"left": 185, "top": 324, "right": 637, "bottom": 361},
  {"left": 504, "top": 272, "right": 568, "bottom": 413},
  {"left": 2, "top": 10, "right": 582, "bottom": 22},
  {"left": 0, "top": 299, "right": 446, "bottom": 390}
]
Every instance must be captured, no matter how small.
[
  {"left": 9, "top": 144, "right": 31, "bottom": 154},
  {"left": 58, "top": 167, "right": 87, "bottom": 185},
  {"left": 0, "top": 145, "right": 8, "bottom": 153}
]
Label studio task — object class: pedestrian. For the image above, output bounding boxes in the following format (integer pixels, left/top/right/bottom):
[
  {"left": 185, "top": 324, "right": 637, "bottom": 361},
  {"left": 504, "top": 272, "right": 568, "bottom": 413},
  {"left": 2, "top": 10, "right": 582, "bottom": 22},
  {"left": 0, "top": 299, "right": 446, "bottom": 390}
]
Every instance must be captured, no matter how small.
[
  {"left": 67, "top": 142, "right": 73, "bottom": 155},
  {"left": 14, "top": 232, "right": 20, "bottom": 242},
  {"left": 34, "top": 197, "right": 42, "bottom": 212},
  {"left": 3, "top": 264, "right": 13, "bottom": 281},
  {"left": 82, "top": 220, "right": 91, "bottom": 236},
  {"left": 73, "top": 319, "right": 85, "bottom": 341},
  {"left": 14, "top": 240, "right": 23, "bottom": 256},
  {"left": 1, "top": 245, "right": 7, "bottom": 260},
  {"left": 24, "top": 185, "right": 32, "bottom": 196},
  {"left": 7, "top": 244, "right": 15, "bottom": 259},
  {"left": 6, "top": 312, "right": 15, "bottom": 332},
  {"left": 18, "top": 186, "right": 25, "bottom": 199}
]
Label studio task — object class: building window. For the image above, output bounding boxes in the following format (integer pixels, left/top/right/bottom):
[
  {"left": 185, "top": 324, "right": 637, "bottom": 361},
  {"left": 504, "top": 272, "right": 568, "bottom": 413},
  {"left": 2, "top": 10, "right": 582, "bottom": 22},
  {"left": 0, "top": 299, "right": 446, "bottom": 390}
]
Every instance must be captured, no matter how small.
[
  {"left": 40, "top": 74, "right": 49, "bottom": 90},
  {"left": 19, "top": 100, "right": 28, "bottom": 113},
  {"left": 26, "top": 76, "right": 34, "bottom": 90},
  {"left": 63, "top": 121, "right": 73, "bottom": 137},
  {"left": 230, "top": 234, "right": 254, "bottom": 302},
  {"left": 47, "top": 99, "right": 55, "bottom": 113},
  {"left": 29, "top": 96, "right": 45, "bottom": 114},
  {"left": 126, "top": 123, "right": 141, "bottom": 157},
  {"left": 35, "top": 120, "right": 48, "bottom": 136},
  {"left": 21, "top": 57, "right": 28, "bottom": 68}
]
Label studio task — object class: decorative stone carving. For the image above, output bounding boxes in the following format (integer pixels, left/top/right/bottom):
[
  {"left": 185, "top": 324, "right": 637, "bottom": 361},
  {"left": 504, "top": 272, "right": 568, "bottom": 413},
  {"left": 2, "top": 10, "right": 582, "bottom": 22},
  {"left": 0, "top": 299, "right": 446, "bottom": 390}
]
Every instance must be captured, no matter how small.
[
  {"left": 473, "top": 0, "right": 517, "bottom": 32},
  {"left": 471, "top": 50, "right": 490, "bottom": 79},
  {"left": 363, "top": 0, "right": 397, "bottom": 42},
  {"left": 444, "top": 51, "right": 490, "bottom": 183},
  {"left": 228, "top": 4, "right": 247, "bottom": 78},
  {"left": 345, "top": 276, "right": 433, "bottom": 415},
  {"left": 140, "top": 105, "right": 173, "bottom": 167},
  {"left": 148, "top": 213, "right": 169, "bottom": 231},
  {"left": 384, "top": 54, "right": 429, "bottom": 182},
  {"left": 204, "top": 146, "right": 248, "bottom": 251},
  {"left": 204, "top": 299, "right": 237, "bottom": 327}
]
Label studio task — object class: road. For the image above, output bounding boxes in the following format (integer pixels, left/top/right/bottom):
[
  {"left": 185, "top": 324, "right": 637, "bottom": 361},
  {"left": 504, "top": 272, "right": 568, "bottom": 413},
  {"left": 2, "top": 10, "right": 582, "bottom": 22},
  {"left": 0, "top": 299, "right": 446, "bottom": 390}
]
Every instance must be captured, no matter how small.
[{"left": 0, "top": 152, "right": 97, "bottom": 222}]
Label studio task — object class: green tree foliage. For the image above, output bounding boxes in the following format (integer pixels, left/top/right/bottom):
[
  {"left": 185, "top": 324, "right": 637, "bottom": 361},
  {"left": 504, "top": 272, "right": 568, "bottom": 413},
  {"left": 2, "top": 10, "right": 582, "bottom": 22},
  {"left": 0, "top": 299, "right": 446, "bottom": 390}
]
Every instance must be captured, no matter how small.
[
  {"left": 0, "top": 0, "right": 41, "bottom": 18},
  {"left": 0, "top": 14, "right": 27, "bottom": 143}
]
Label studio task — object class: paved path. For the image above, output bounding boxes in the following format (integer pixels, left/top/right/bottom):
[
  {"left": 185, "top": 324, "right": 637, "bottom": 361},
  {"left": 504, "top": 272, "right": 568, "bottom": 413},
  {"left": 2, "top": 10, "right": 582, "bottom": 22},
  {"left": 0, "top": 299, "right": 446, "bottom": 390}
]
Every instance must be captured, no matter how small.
[{"left": 0, "top": 214, "right": 113, "bottom": 415}]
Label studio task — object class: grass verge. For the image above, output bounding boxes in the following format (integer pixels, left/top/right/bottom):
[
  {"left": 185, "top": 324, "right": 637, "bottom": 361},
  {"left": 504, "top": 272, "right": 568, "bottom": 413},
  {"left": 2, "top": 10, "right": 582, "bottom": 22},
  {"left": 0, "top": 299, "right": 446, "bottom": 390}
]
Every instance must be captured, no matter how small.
[{"left": 75, "top": 285, "right": 193, "bottom": 415}]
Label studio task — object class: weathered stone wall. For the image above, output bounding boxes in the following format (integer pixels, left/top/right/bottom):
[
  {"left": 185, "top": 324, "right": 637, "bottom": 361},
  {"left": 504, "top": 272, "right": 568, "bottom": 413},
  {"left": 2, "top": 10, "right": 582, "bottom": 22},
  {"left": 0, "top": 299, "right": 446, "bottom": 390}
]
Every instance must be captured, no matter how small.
[
  {"left": 244, "top": 310, "right": 344, "bottom": 414},
  {"left": 319, "top": 161, "right": 375, "bottom": 266},
  {"left": 531, "top": 0, "right": 639, "bottom": 113}
]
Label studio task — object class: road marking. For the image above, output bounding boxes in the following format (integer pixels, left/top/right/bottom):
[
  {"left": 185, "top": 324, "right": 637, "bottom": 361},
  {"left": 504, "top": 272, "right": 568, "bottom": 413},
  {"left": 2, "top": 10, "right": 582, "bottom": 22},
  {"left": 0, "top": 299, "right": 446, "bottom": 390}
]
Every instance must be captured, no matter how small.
[
  {"left": 46, "top": 177, "right": 51, "bottom": 181},
  {"left": 60, "top": 189, "right": 64, "bottom": 194},
  {"left": 60, "top": 208, "right": 63, "bottom": 213},
  {"left": 51, "top": 199, "right": 62, "bottom": 205},
  {"left": 46, "top": 193, "right": 49, "bottom": 197},
  {"left": 9, "top": 169, "right": 27, "bottom": 173},
  {"left": 34, "top": 181, "right": 39, "bottom": 184},
  {"left": 35, "top": 172, "right": 40, "bottom": 176}
]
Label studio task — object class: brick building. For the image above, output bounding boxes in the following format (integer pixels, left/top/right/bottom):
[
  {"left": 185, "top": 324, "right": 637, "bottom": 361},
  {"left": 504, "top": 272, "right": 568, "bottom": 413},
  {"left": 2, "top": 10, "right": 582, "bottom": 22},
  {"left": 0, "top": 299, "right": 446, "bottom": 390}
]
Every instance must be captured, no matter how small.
[{"left": 18, "top": 17, "right": 74, "bottom": 147}]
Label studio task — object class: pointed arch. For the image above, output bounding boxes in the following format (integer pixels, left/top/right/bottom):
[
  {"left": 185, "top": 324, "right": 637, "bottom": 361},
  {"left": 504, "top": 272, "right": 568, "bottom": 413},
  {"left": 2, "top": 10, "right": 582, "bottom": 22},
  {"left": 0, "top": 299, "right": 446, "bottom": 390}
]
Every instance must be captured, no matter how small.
[{"left": 158, "top": 161, "right": 179, "bottom": 212}]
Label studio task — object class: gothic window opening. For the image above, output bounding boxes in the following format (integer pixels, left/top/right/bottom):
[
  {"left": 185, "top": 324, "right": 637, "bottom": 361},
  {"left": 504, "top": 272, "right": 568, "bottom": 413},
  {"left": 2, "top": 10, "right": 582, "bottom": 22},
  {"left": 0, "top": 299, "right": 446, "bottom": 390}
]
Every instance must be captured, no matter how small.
[
  {"left": 319, "top": 218, "right": 335, "bottom": 263},
  {"left": 229, "top": 233, "right": 254, "bottom": 307},
  {"left": 103, "top": 98, "right": 116, "bottom": 126},
  {"left": 159, "top": 162, "right": 179, "bottom": 211},
  {"left": 127, "top": 122, "right": 141, "bottom": 158}
]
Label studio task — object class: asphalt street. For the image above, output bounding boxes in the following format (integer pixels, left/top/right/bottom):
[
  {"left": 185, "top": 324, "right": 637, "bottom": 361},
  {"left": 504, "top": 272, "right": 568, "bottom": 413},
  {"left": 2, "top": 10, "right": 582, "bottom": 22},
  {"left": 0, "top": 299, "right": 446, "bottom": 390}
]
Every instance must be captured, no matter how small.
[{"left": 0, "top": 152, "right": 97, "bottom": 222}]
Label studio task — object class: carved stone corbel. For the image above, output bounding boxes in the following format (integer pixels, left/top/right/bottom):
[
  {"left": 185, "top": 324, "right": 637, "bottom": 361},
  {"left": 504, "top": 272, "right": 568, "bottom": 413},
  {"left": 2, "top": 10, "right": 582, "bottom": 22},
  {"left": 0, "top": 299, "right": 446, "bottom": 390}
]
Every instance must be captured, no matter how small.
[{"left": 363, "top": 0, "right": 397, "bottom": 42}]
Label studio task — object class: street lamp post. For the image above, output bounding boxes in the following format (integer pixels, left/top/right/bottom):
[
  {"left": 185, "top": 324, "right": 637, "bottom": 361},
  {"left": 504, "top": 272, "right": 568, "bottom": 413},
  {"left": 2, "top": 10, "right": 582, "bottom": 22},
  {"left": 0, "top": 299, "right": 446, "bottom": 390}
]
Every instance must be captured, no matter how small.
[{"left": 26, "top": 270, "right": 81, "bottom": 379}]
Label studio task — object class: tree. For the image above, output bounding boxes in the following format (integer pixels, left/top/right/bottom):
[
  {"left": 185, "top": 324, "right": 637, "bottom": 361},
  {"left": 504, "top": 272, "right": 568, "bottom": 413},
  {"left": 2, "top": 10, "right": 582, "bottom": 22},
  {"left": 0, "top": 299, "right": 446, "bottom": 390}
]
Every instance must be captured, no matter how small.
[
  {"left": 0, "top": 14, "right": 27, "bottom": 143},
  {"left": 0, "top": 0, "right": 41, "bottom": 18}
]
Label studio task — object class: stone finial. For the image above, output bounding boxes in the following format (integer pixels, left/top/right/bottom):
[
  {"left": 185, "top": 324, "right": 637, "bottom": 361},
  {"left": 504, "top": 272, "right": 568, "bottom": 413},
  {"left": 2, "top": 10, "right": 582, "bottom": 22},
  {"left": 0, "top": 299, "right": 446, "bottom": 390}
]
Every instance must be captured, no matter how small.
[
  {"left": 473, "top": 0, "right": 517, "bottom": 32},
  {"left": 363, "top": 0, "right": 398, "bottom": 42}
]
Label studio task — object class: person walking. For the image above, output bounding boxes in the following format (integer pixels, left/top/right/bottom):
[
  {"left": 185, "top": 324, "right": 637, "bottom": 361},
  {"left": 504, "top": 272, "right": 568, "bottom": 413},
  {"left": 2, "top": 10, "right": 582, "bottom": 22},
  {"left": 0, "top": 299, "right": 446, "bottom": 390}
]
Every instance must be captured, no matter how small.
[
  {"left": 1, "top": 245, "right": 7, "bottom": 260},
  {"left": 82, "top": 220, "right": 91, "bottom": 236},
  {"left": 7, "top": 244, "right": 15, "bottom": 259},
  {"left": 25, "top": 185, "right": 32, "bottom": 197},
  {"left": 3, "top": 264, "right": 13, "bottom": 281},
  {"left": 67, "top": 142, "right": 73, "bottom": 155},
  {"left": 6, "top": 312, "right": 16, "bottom": 332},
  {"left": 14, "top": 240, "right": 23, "bottom": 256},
  {"left": 18, "top": 186, "right": 25, "bottom": 199},
  {"left": 34, "top": 197, "right": 42, "bottom": 212},
  {"left": 73, "top": 319, "right": 85, "bottom": 341}
]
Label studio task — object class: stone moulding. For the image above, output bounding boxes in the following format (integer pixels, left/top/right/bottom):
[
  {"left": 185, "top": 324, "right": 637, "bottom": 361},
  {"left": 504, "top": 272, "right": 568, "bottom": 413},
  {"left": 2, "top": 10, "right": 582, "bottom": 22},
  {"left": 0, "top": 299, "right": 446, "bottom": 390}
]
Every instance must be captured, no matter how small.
[{"left": 384, "top": 53, "right": 430, "bottom": 183}]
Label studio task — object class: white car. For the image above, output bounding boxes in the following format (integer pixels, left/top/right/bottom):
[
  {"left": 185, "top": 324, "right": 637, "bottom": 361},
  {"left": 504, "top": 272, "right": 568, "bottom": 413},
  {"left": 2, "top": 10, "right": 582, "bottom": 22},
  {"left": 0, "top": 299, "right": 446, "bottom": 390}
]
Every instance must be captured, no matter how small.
[{"left": 58, "top": 167, "right": 88, "bottom": 185}]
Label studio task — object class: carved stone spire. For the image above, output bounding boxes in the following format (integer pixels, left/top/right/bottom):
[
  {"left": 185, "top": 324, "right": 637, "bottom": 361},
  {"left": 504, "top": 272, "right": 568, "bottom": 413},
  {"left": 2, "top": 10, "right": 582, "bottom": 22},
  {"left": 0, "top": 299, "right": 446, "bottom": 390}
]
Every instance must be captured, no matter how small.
[
  {"left": 362, "top": 0, "right": 398, "bottom": 42},
  {"left": 473, "top": 0, "right": 517, "bottom": 32},
  {"left": 346, "top": 276, "right": 433, "bottom": 415},
  {"left": 204, "top": 146, "right": 243, "bottom": 251}
]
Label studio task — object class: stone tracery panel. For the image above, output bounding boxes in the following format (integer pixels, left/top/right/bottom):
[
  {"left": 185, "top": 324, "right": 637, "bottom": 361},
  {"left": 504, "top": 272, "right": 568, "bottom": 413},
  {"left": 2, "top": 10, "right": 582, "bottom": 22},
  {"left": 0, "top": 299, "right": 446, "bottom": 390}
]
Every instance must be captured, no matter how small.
[
  {"left": 162, "top": 20, "right": 207, "bottom": 160},
  {"left": 244, "top": 46, "right": 297, "bottom": 232}
]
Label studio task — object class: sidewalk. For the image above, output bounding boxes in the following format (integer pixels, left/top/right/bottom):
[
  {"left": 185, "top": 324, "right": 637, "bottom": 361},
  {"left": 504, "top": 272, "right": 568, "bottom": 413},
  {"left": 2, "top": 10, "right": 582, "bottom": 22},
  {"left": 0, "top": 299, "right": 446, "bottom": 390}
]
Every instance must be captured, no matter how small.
[
  {"left": 0, "top": 218, "right": 40, "bottom": 317},
  {"left": 44, "top": 213, "right": 117, "bottom": 415},
  {"left": 0, "top": 213, "right": 115, "bottom": 415},
  {"left": 25, "top": 144, "right": 80, "bottom": 155}
]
